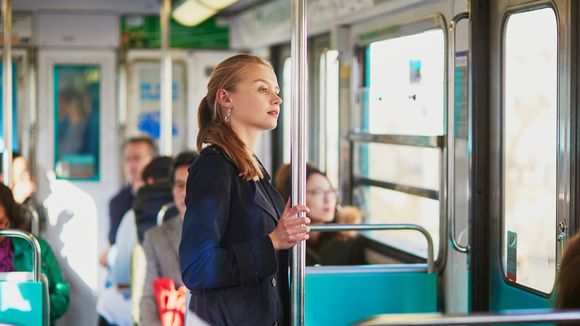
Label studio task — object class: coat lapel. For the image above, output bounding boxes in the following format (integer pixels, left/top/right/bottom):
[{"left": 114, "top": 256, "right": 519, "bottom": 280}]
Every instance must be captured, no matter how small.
[{"left": 254, "top": 182, "right": 279, "bottom": 223}]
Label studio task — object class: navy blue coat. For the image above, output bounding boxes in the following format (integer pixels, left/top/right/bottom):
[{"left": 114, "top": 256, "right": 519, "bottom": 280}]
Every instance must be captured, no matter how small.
[{"left": 180, "top": 145, "right": 288, "bottom": 326}]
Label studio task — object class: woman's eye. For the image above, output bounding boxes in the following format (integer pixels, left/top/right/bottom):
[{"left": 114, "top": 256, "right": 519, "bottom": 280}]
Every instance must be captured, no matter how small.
[{"left": 259, "top": 88, "right": 268, "bottom": 93}]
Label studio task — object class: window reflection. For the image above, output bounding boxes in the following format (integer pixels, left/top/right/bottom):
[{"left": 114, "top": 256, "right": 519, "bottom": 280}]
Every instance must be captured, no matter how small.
[{"left": 54, "top": 65, "right": 100, "bottom": 180}]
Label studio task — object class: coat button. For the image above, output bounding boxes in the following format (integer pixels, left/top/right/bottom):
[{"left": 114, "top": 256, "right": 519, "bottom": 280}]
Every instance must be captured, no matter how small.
[{"left": 271, "top": 277, "right": 277, "bottom": 287}]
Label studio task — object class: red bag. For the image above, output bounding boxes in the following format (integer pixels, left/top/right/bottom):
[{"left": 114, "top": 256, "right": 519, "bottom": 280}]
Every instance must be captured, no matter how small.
[{"left": 153, "top": 278, "right": 188, "bottom": 326}]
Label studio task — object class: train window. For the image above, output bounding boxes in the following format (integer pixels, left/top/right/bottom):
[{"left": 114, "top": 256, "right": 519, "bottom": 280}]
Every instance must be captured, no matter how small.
[
  {"left": 281, "top": 57, "right": 291, "bottom": 164},
  {"left": 54, "top": 65, "right": 100, "bottom": 180},
  {"left": 357, "top": 186, "right": 439, "bottom": 257},
  {"left": 127, "top": 61, "right": 187, "bottom": 151},
  {"left": 360, "top": 29, "right": 444, "bottom": 258},
  {"left": 502, "top": 8, "right": 557, "bottom": 293},
  {"left": 366, "top": 30, "right": 444, "bottom": 136},
  {"left": 319, "top": 50, "right": 339, "bottom": 186}
]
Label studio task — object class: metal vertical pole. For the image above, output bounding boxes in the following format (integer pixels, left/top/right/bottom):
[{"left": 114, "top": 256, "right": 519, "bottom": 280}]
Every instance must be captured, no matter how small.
[
  {"left": 2, "top": 0, "right": 12, "bottom": 186},
  {"left": 159, "top": 0, "right": 172, "bottom": 156},
  {"left": 290, "top": 0, "right": 307, "bottom": 325}
]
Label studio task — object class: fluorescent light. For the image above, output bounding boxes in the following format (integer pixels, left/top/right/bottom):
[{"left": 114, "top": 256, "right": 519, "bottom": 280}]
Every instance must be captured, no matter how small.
[
  {"left": 172, "top": 0, "right": 239, "bottom": 27},
  {"left": 199, "top": 0, "right": 239, "bottom": 10}
]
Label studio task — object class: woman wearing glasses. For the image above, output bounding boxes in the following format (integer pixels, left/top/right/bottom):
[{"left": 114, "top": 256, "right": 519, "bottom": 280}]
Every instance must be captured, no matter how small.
[{"left": 275, "top": 163, "right": 366, "bottom": 266}]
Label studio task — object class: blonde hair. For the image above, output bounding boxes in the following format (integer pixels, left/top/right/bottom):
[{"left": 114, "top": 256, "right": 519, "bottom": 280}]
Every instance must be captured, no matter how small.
[{"left": 197, "top": 54, "right": 273, "bottom": 181}]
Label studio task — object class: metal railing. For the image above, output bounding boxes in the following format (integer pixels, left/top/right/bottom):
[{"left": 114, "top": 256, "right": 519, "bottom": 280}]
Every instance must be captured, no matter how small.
[
  {"left": 156, "top": 202, "right": 176, "bottom": 226},
  {"left": 309, "top": 223, "right": 434, "bottom": 273},
  {"left": 355, "top": 310, "right": 580, "bottom": 325},
  {"left": 0, "top": 229, "right": 41, "bottom": 282}
]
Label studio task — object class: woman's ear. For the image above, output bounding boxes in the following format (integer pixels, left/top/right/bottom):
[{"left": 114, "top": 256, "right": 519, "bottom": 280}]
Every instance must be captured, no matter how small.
[{"left": 216, "top": 88, "right": 232, "bottom": 108}]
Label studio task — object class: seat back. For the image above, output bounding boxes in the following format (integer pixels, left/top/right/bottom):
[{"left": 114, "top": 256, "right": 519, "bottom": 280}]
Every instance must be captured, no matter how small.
[
  {"left": 0, "top": 230, "right": 48, "bottom": 326},
  {"left": 305, "top": 264, "right": 437, "bottom": 326},
  {"left": 0, "top": 271, "right": 49, "bottom": 326}
]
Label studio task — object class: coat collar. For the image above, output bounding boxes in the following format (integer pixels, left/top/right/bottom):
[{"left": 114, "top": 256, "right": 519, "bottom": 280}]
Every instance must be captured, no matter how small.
[{"left": 254, "top": 181, "right": 281, "bottom": 223}]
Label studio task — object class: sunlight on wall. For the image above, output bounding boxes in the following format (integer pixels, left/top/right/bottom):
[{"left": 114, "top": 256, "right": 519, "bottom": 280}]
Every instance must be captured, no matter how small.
[{"left": 44, "top": 172, "right": 99, "bottom": 292}]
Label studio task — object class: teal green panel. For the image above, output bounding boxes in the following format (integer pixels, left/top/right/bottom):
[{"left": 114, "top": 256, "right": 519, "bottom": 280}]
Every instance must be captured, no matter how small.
[
  {"left": 0, "top": 281, "right": 43, "bottom": 326},
  {"left": 305, "top": 272, "right": 437, "bottom": 326},
  {"left": 490, "top": 265, "right": 554, "bottom": 326}
]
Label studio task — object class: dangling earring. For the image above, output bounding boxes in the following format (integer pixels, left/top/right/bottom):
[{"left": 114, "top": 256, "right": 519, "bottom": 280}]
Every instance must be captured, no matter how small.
[{"left": 224, "top": 108, "right": 232, "bottom": 123}]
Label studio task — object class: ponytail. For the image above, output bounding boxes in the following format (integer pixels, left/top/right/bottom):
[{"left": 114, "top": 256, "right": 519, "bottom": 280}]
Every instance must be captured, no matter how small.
[{"left": 196, "top": 58, "right": 266, "bottom": 182}]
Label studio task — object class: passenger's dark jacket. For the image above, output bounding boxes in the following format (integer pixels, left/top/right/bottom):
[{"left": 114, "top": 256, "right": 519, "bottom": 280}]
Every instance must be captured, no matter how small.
[
  {"left": 134, "top": 181, "right": 173, "bottom": 243},
  {"left": 306, "top": 234, "right": 366, "bottom": 266},
  {"left": 108, "top": 185, "right": 134, "bottom": 244},
  {"left": 180, "top": 145, "right": 288, "bottom": 326}
]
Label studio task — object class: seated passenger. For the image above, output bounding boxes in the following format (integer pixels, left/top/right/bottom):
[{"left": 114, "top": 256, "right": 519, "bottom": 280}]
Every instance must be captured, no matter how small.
[
  {"left": 140, "top": 151, "right": 197, "bottom": 326},
  {"left": 274, "top": 163, "right": 366, "bottom": 266},
  {"left": 97, "top": 156, "right": 173, "bottom": 326},
  {"left": 11, "top": 152, "right": 49, "bottom": 234},
  {"left": 134, "top": 156, "right": 175, "bottom": 243},
  {"left": 556, "top": 233, "right": 580, "bottom": 313},
  {"left": 0, "top": 183, "right": 70, "bottom": 325}
]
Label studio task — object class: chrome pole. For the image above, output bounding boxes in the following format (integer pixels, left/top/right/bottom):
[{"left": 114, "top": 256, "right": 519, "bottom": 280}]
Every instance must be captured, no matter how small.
[
  {"left": 2, "top": 0, "right": 12, "bottom": 186},
  {"left": 290, "top": 0, "right": 307, "bottom": 325},
  {"left": 448, "top": 13, "right": 469, "bottom": 253},
  {"left": 159, "top": 0, "right": 172, "bottom": 155}
]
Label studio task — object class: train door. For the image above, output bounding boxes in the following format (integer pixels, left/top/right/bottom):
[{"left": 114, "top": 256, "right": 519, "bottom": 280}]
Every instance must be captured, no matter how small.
[
  {"left": 36, "top": 46, "right": 118, "bottom": 325},
  {"left": 483, "top": 0, "right": 572, "bottom": 312},
  {"left": 125, "top": 50, "right": 248, "bottom": 155}
]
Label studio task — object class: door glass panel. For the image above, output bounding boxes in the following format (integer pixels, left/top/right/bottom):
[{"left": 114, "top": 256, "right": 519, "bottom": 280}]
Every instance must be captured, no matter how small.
[
  {"left": 502, "top": 8, "right": 557, "bottom": 293},
  {"left": 127, "top": 61, "right": 187, "bottom": 151},
  {"left": 54, "top": 65, "right": 100, "bottom": 180}
]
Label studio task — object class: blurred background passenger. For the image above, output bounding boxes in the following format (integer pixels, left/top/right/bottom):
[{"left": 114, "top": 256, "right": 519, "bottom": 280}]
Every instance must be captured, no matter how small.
[
  {"left": 0, "top": 183, "right": 69, "bottom": 325},
  {"left": 97, "top": 155, "right": 173, "bottom": 326},
  {"left": 101, "top": 136, "right": 156, "bottom": 269},
  {"left": 275, "top": 163, "right": 366, "bottom": 266},
  {"left": 11, "top": 152, "right": 48, "bottom": 234},
  {"left": 140, "top": 151, "right": 197, "bottom": 326}
]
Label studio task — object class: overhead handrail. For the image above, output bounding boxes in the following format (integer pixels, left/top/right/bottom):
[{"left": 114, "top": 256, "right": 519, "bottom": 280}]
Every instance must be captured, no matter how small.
[
  {"left": 309, "top": 223, "right": 434, "bottom": 273},
  {"left": 23, "top": 204, "right": 40, "bottom": 235},
  {"left": 156, "top": 202, "right": 175, "bottom": 226},
  {"left": 355, "top": 309, "right": 580, "bottom": 325},
  {"left": 0, "top": 229, "right": 41, "bottom": 282},
  {"left": 447, "top": 12, "right": 470, "bottom": 254},
  {"left": 349, "top": 133, "right": 444, "bottom": 149}
]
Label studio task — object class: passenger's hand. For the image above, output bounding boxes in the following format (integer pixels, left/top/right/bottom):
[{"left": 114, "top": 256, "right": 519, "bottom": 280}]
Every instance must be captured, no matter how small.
[
  {"left": 269, "top": 200, "right": 310, "bottom": 250},
  {"left": 99, "top": 246, "right": 110, "bottom": 268}
]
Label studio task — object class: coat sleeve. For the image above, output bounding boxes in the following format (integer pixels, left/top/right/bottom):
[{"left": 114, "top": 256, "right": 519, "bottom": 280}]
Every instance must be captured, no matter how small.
[
  {"left": 39, "top": 238, "right": 70, "bottom": 321},
  {"left": 179, "top": 153, "right": 277, "bottom": 291},
  {"left": 139, "top": 230, "right": 162, "bottom": 326}
]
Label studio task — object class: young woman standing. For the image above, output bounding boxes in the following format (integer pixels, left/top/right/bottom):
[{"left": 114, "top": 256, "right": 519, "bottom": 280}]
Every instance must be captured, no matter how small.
[{"left": 179, "top": 54, "right": 310, "bottom": 326}]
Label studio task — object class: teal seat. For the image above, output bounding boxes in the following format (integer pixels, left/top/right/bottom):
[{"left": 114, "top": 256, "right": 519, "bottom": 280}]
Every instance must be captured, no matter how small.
[
  {"left": 0, "top": 271, "right": 49, "bottom": 326},
  {"left": 0, "top": 230, "right": 49, "bottom": 326},
  {"left": 305, "top": 264, "right": 437, "bottom": 326}
]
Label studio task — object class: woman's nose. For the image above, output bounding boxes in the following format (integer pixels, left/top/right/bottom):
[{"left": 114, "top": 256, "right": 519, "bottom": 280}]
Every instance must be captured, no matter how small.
[{"left": 272, "top": 94, "right": 282, "bottom": 105}]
